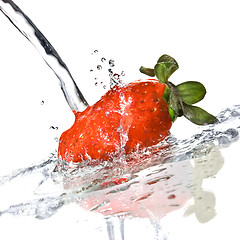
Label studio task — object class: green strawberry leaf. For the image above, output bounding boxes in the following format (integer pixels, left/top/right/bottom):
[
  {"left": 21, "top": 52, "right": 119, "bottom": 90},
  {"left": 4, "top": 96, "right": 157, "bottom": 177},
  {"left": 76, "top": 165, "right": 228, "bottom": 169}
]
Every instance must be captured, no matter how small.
[
  {"left": 182, "top": 103, "right": 218, "bottom": 125},
  {"left": 154, "top": 54, "right": 179, "bottom": 83},
  {"left": 177, "top": 81, "right": 206, "bottom": 105},
  {"left": 139, "top": 66, "right": 155, "bottom": 77}
]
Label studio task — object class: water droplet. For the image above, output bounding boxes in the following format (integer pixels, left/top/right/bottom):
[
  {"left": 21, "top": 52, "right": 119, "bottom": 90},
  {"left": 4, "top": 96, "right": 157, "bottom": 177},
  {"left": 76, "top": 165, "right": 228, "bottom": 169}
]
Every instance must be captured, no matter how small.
[
  {"left": 217, "top": 136, "right": 230, "bottom": 147},
  {"left": 90, "top": 69, "right": 93, "bottom": 72},
  {"left": 110, "top": 73, "right": 123, "bottom": 88},
  {"left": 41, "top": 100, "right": 44, "bottom": 105},
  {"left": 111, "top": 74, "right": 119, "bottom": 84},
  {"left": 95, "top": 82, "right": 98, "bottom": 86},
  {"left": 103, "top": 85, "right": 107, "bottom": 89},
  {"left": 91, "top": 50, "right": 98, "bottom": 55},
  {"left": 121, "top": 71, "right": 125, "bottom": 76},
  {"left": 97, "top": 65, "right": 102, "bottom": 70},
  {"left": 225, "top": 128, "right": 239, "bottom": 140},
  {"left": 113, "top": 73, "right": 120, "bottom": 79},
  {"left": 101, "top": 57, "right": 106, "bottom": 62},
  {"left": 50, "top": 126, "right": 58, "bottom": 130},
  {"left": 109, "top": 59, "right": 115, "bottom": 67}
]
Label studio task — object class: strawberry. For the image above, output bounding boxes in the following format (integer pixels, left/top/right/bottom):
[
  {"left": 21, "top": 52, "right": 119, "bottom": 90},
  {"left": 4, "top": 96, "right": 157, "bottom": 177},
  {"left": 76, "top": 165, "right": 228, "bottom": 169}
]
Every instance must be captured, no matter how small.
[
  {"left": 58, "top": 79, "right": 171, "bottom": 163},
  {"left": 58, "top": 55, "right": 217, "bottom": 163}
]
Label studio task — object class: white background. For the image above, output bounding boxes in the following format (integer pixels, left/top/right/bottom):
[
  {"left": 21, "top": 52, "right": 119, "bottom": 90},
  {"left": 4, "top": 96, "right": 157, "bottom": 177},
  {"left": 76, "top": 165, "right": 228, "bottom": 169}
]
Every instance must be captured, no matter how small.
[{"left": 0, "top": 0, "right": 240, "bottom": 239}]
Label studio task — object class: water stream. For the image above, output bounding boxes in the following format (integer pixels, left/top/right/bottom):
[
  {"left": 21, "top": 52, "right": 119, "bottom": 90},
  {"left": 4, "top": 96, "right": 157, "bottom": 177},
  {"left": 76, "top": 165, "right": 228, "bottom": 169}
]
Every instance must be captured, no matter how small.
[
  {"left": 0, "top": 0, "right": 88, "bottom": 112},
  {"left": 1, "top": 0, "right": 240, "bottom": 239}
]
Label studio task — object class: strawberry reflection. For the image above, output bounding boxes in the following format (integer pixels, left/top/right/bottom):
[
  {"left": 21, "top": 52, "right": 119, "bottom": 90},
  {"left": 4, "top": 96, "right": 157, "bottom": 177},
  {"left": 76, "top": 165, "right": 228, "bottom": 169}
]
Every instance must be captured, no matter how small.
[
  {"left": 60, "top": 143, "right": 224, "bottom": 223},
  {"left": 184, "top": 147, "right": 224, "bottom": 223}
]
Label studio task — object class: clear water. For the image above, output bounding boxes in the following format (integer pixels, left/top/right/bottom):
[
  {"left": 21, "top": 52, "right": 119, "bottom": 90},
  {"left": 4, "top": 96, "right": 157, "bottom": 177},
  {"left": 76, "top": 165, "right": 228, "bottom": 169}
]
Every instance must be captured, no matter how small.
[
  {"left": 0, "top": 105, "right": 239, "bottom": 231},
  {"left": 0, "top": 0, "right": 88, "bottom": 112},
  {"left": 1, "top": 1, "right": 240, "bottom": 239}
]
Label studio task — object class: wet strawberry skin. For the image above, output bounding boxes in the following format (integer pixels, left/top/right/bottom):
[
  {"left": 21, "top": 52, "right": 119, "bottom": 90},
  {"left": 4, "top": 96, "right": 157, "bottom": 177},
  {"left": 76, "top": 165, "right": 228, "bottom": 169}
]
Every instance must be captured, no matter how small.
[{"left": 58, "top": 79, "right": 172, "bottom": 163}]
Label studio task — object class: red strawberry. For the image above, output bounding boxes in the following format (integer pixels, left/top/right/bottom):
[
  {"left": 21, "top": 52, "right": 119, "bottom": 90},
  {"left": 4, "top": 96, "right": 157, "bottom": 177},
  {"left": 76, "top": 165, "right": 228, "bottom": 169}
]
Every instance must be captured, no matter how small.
[
  {"left": 58, "top": 54, "right": 217, "bottom": 163},
  {"left": 58, "top": 79, "right": 172, "bottom": 163}
]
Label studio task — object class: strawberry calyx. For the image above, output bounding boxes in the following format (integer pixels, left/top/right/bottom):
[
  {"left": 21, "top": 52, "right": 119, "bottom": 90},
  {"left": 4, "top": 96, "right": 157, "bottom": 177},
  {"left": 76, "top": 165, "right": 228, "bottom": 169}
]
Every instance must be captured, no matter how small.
[{"left": 140, "top": 54, "right": 218, "bottom": 125}]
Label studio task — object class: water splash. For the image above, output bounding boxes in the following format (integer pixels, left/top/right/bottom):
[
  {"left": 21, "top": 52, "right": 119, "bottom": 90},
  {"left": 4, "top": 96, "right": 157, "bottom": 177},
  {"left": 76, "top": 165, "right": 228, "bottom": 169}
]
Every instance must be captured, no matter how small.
[
  {"left": 89, "top": 50, "right": 125, "bottom": 90},
  {"left": 0, "top": 104, "right": 239, "bottom": 223}
]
